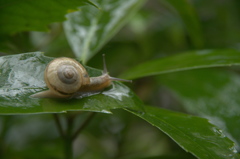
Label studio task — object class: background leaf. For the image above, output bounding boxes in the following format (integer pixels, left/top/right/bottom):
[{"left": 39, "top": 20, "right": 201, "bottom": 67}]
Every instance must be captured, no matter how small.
[
  {"left": 0, "top": 52, "right": 144, "bottom": 114},
  {"left": 120, "top": 49, "right": 240, "bottom": 80},
  {"left": 165, "top": 0, "right": 204, "bottom": 48},
  {"left": 0, "top": 0, "right": 90, "bottom": 34},
  {"left": 158, "top": 69, "right": 240, "bottom": 149},
  {"left": 64, "top": 0, "right": 146, "bottom": 63},
  {"left": 126, "top": 106, "right": 240, "bottom": 159}
]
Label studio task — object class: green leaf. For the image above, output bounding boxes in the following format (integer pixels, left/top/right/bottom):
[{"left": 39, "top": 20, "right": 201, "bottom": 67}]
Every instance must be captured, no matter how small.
[
  {"left": 0, "top": 0, "right": 91, "bottom": 34},
  {"left": 120, "top": 150, "right": 194, "bottom": 159},
  {"left": 120, "top": 49, "right": 240, "bottom": 80},
  {"left": 0, "top": 52, "right": 144, "bottom": 114},
  {"left": 64, "top": 0, "right": 146, "bottom": 63},
  {"left": 126, "top": 106, "right": 239, "bottom": 159},
  {"left": 159, "top": 69, "right": 240, "bottom": 148},
  {"left": 166, "top": 0, "right": 204, "bottom": 48}
]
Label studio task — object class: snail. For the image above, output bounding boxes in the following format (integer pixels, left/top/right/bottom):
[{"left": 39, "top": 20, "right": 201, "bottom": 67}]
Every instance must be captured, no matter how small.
[{"left": 31, "top": 54, "right": 131, "bottom": 98}]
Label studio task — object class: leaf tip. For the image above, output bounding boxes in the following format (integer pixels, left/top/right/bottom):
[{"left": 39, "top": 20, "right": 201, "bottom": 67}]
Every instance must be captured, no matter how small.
[{"left": 86, "top": 1, "right": 100, "bottom": 9}]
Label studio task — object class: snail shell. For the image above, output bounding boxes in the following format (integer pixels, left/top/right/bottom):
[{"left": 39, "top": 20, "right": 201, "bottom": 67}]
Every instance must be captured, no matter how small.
[
  {"left": 31, "top": 55, "right": 131, "bottom": 98},
  {"left": 44, "top": 57, "right": 90, "bottom": 97}
]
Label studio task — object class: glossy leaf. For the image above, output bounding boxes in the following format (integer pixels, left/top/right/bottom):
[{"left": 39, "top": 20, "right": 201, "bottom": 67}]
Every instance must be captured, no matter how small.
[
  {"left": 64, "top": 0, "right": 145, "bottom": 63},
  {"left": 159, "top": 69, "right": 240, "bottom": 148},
  {"left": 120, "top": 49, "right": 240, "bottom": 80},
  {"left": 0, "top": 0, "right": 91, "bottom": 34},
  {"left": 0, "top": 52, "right": 144, "bottom": 114},
  {"left": 126, "top": 106, "right": 240, "bottom": 159},
  {"left": 166, "top": 0, "right": 204, "bottom": 48}
]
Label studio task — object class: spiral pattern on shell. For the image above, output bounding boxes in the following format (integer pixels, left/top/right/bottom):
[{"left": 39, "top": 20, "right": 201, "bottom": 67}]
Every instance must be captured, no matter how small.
[{"left": 44, "top": 57, "right": 90, "bottom": 95}]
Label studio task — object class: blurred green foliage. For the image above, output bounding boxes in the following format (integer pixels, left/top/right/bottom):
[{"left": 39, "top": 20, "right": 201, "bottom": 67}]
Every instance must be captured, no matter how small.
[{"left": 1, "top": 0, "right": 240, "bottom": 158}]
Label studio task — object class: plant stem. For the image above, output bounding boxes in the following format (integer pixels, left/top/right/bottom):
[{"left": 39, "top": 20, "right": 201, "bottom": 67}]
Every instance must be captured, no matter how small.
[
  {"left": 53, "top": 114, "right": 65, "bottom": 138},
  {"left": 64, "top": 113, "right": 74, "bottom": 159},
  {"left": 72, "top": 112, "right": 96, "bottom": 140},
  {"left": 64, "top": 136, "right": 73, "bottom": 159},
  {"left": 0, "top": 116, "right": 11, "bottom": 158},
  {"left": 53, "top": 112, "right": 96, "bottom": 159}
]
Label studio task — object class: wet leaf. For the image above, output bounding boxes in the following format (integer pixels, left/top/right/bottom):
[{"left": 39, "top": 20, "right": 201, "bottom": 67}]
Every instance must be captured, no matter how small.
[
  {"left": 120, "top": 49, "right": 240, "bottom": 80},
  {"left": 0, "top": 52, "right": 144, "bottom": 114},
  {"left": 126, "top": 106, "right": 240, "bottom": 159},
  {"left": 159, "top": 69, "right": 240, "bottom": 148},
  {"left": 0, "top": 0, "right": 91, "bottom": 34},
  {"left": 64, "top": 0, "right": 145, "bottom": 63}
]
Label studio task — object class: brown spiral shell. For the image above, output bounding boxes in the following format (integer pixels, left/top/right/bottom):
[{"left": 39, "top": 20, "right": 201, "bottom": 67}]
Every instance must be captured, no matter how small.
[{"left": 44, "top": 57, "right": 90, "bottom": 96}]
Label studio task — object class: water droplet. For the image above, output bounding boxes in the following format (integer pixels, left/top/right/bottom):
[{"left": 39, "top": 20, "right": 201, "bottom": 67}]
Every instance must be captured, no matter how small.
[{"left": 212, "top": 127, "right": 225, "bottom": 138}]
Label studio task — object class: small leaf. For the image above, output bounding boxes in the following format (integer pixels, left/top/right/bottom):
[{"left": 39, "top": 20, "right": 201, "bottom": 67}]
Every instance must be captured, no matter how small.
[
  {"left": 64, "top": 0, "right": 146, "bottom": 63},
  {"left": 0, "top": 52, "right": 144, "bottom": 114},
  {"left": 0, "top": 0, "right": 91, "bottom": 34},
  {"left": 126, "top": 106, "right": 240, "bottom": 159},
  {"left": 120, "top": 49, "right": 240, "bottom": 80}
]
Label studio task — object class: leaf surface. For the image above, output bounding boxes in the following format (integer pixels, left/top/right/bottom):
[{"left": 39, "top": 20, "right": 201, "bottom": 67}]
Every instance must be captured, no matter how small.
[
  {"left": 120, "top": 49, "right": 240, "bottom": 79},
  {"left": 64, "top": 0, "right": 145, "bottom": 63},
  {"left": 126, "top": 106, "right": 240, "bottom": 159},
  {"left": 0, "top": 0, "right": 90, "bottom": 34},
  {"left": 159, "top": 69, "right": 240, "bottom": 148},
  {"left": 0, "top": 52, "right": 144, "bottom": 114}
]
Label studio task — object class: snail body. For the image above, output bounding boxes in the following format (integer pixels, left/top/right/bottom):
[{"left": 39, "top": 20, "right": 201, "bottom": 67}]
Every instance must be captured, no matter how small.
[{"left": 32, "top": 55, "right": 131, "bottom": 98}]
